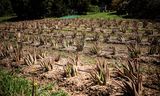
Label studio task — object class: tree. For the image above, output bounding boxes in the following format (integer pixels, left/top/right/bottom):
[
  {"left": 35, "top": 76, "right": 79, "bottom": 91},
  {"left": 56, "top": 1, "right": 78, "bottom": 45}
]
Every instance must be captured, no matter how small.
[
  {"left": 0, "top": 0, "right": 13, "bottom": 16},
  {"left": 10, "top": 0, "right": 33, "bottom": 18},
  {"left": 118, "top": 0, "right": 160, "bottom": 19},
  {"left": 10, "top": 0, "right": 68, "bottom": 18},
  {"left": 51, "top": 0, "right": 68, "bottom": 17}
]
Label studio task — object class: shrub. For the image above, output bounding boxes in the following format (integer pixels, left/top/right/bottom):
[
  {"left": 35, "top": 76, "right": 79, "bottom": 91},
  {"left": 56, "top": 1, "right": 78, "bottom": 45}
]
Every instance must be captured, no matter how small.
[{"left": 88, "top": 5, "right": 100, "bottom": 12}]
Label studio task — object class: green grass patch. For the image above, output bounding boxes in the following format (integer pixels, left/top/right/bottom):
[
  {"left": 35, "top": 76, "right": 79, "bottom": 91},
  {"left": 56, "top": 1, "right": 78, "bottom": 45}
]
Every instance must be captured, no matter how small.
[
  {"left": 0, "top": 69, "right": 32, "bottom": 96},
  {"left": 0, "top": 69, "right": 68, "bottom": 96},
  {"left": 51, "top": 90, "right": 69, "bottom": 96},
  {"left": 0, "top": 16, "right": 15, "bottom": 23},
  {"left": 81, "top": 12, "right": 123, "bottom": 20},
  {"left": 60, "top": 15, "right": 80, "bottom": 19}
]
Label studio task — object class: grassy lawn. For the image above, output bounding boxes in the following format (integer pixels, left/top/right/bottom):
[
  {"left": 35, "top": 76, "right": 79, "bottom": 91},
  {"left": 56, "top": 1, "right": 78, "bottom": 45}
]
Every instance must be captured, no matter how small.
[
  {"left": 81, "top": 12, "right": 123, "bottom": 19},
  {"left": 0, "top": 16, "right": 15, "bottom": 23},
  {"left": 0, "top": 12, "right": 123, "bottom": 23}
]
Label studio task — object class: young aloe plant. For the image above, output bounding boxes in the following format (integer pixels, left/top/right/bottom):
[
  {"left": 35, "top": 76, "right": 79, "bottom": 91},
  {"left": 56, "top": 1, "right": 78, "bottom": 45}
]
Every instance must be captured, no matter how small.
[
  {"left": 71, "top": 32, "right": 77, "bottom": 39},
  {"left": 63, "top": 63, "right": 77, "bottom": 78},
  {"left": 116, "top": 77, "right": 142, "bottom": 96},
  {"left": 39, "top": 36, "right": 45, "bottom": 46},
  {"left": 0, "top": 42, "right": 13, "bottom": 58},
  {"left": 89, "top": 58, "right": 110, "bottom": 85},
  {"left": 80, "top": 32, "right": 86, "bottom": 40},
  {"left": 115, "top": 59, "right": 143, "bottom": 96},
  {"left": 148, "top": 36, "right": 160, "bottom": 55},
  {"left": 63, "top": 54, "right": 79, "bottom": 77},
  {"left": 63, "top": 40, "right": 70, "bottom": 48},
  {"left": 40, "top": 59, "right": 53, "bottom": 72},
  {"left": 38, "top": 51, "right": 48, "bottom": 59},
  {"left": 127, "top": 43, "right": 141, "bottom": 59},
  {"left": 51, "top": 39, "right": 58, "bottom": 49},
  {"left": 90, "top": 42, "right": 101, "bottom": 55},
  {"left": 24, "top": 51, "right": 37, "bottom": 66},
  {"left": 92, "top": 32, "right": 100, "bottom": 41},
  {"left": 12, "top": 42, "right": 23, "bottom": 63},
  {"left": 103, "top": 34, "right": 110, "bottom": 43},
  {"left": 75, "top": 39, "right": 85, "bottom": 52}
]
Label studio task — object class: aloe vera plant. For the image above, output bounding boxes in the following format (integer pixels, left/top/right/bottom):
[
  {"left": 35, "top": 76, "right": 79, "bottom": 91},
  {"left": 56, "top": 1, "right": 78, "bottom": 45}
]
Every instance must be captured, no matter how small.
[
  {"left": 39, "top": 36, "right": 45, "bottom": 45},
  {"left": 90, "top": 42, "right": 101, "bottom": 55},
  {"left": 51, "top": 39, "right": 58, "bottom": 49},
  {"left": 92, "top": 32, "right": 100, "bottom": 41},
  {"left": 89, "top": 58, "right": 110, "bottom": 85},
  {"left": 16, "top": 32, "right": 21, "bottom": 42},
  {"left": 115, "top": 59, "right": 143, "bottom": 96},
  {"left": 71, "top": 32, "right": 76, "bottom": 39},
  {"left": 148, "top": 36, "right": 160, "bottom": 55},
  {"left": 38, "top": 51, "right": 48, "bottom": 59},
  {"left": 24, "top": 51, "right": 37, "bottom": 66},
  {"left": 63, "top": 40, "right": 70, "bottom": 48},
  {"left": 40, "top": 59, "right": 53, "bottom": 72},
  {"left": 80, "top": 32, "right": 86, "bottom": 40},
  {"left": 63, "top": 54, "right": 79, "bottom": 77},
  {"left": 127, "top": 43, "right": 141, "bottom": 59},
  {"left": 63, "top": 63, "right": 77, "bottom": 78},
  {"left": 12, "top": 43, "right": 23, "bottom": 63},
  {"left": 103, "top": 34, "right": 110, "bottom": 43},
  {"left": 0, "top": 42, "right": 13, "bottom": 58},
  {"left": 75, "top": 39, "right": 85, "bottom": 52}
]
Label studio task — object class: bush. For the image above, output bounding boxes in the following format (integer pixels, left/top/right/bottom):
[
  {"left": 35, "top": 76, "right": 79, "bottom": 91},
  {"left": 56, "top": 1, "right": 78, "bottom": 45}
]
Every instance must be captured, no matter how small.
[{"left": 88, "top": 5, "right": 100, "bottom": 12}]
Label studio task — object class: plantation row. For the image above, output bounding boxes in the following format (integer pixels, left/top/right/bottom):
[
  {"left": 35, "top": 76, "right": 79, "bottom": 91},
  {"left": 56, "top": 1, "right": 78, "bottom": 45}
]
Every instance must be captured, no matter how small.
[{"left": 0, "top": 19, "right": 160, "bottom": 58}]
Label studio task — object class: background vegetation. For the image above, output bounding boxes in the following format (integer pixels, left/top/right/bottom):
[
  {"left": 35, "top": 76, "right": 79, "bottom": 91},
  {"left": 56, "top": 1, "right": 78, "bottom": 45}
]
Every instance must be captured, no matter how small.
[{"left": 0, "top": 0, "right": 160, "bottom": 19}]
